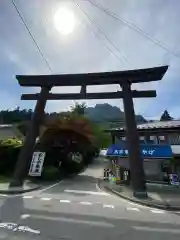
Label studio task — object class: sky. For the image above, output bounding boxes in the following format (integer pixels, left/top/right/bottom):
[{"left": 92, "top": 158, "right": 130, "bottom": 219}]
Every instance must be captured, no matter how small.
[{"left": 0, "top": 0, "right": 180, "bottom": 120}]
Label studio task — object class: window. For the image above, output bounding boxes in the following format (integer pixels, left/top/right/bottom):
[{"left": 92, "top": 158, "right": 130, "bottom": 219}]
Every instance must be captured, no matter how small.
[
  {"left": 158, "top": 135, "right": 167, "bottom": 144},
  {"left": 139, "top": 136, "right": 145, "bottom": 144},
  {"left": 159, "top": 136, "right": 165, "bottom": 140},
  {"left": 168, "top": 134, "right": 180, "bottom": 145},
  {"left": 148, "top": 135, "right": 156, "bottom": 144},
  {"left": 122, "top": 136, "right": 126, "bottom": 141}
]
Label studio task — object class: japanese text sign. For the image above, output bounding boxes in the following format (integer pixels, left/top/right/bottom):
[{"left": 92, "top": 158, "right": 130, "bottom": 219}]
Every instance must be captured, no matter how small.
[{"left": 106, "top": 144, "right": 172, "bottom": 158}]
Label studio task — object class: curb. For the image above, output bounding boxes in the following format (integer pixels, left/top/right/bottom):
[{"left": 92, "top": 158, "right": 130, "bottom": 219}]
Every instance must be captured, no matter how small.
[
  {"left": 97, "top": 179, "right": 180, "bottom": 211},
  {"left": 0, "top": 185, "right": 40, "bottom": 195}
]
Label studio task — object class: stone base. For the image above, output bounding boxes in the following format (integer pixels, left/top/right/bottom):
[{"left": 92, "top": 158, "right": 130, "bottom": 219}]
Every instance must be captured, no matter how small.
[
  {"left": 133, "top": 191, "right": 148, "bottom": 199},
  {"left": 0, "top": 182, "right": 40, "bottom": 194},
  {"left": 9, "top": 179, "right": 23, "bottom": 188}
]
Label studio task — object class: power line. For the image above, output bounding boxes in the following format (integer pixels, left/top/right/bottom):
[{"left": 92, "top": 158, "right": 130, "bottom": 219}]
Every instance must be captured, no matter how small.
[
  {"left": 87, "top": 0, "right": 180, "bottom": 60},
  {"left": 76, "top": 2, "right": 131, "bottom": 67},
  {"left": 11, "top": 0, "right": 53, "bottom": 73},
  {"left": 75, "top": 4, "right": 128, "bottom": 67}
]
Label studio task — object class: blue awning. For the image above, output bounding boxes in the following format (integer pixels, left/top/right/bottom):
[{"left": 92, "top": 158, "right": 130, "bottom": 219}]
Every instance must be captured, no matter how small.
[{"left": 106, "top": 144, "right": 173, "bottom": 158}]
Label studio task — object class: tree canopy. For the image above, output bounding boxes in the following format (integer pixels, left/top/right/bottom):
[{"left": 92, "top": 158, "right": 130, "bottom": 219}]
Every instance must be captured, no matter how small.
[
  {"left": 160, "top": 110, "right": 173, "bottom": 121},
  {"left": 70, "top": 102, "right": 87, "bottom": 115}
]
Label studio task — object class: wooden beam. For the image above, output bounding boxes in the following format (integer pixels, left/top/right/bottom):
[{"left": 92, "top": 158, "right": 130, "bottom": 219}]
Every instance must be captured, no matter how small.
[
  {"left": 17, "top": 66, "right": 168, "bottom": 87},
  {"left": 21, "top": 90, "right": 156, "bottom": 100}
]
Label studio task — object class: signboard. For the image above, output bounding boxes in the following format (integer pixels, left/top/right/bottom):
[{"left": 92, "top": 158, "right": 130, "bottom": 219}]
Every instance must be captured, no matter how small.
[
  {"left": 169, "top": 174, "right": 179, "bottom": 186},
  {"left": 106, "top": 144, "right": 172, "bottom": 159},
  {"left": 29, "top": 152, "right": 46, "bottom": 176}
]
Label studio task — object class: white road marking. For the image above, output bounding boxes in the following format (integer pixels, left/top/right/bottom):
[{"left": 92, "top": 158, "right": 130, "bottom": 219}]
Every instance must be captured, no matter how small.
[
  {"left": 60, "top": 200, "right": 71, "bottom": 203},
  {"left": 151, "top": 209, "right": 165, "bottom": 214},
  {"left": 103, "top": 204, "right": 114, "bottom": 209},
  {"left": 79, "top": 202, "right": 92, "bottom": 205},
  {"left": 0, "top": 194, "right": 7, "bottom": 197},
  {"left": 21, "top": 214, "right": 30, "bottom": 219},
  {"left": 128, "top": 202, "right": 142, "bottom": 207},
  {"left": 95, "top": 183, "right": 109, "bottom": 195},
  {"left": 39, "top": 180, "right": 64, "bottom": 193},
  {"left": 126, "top": 207, "right": 140, "bottom": 211},
  {"left": 0, "top": 222, "right": 40, "bottom": 234},
  {"left": 133, "top": 226, "right": 180, "bottom": 234},
  {"left": 128, "top": 201, "right": 165, "bottom": 211},
  {"left": 40, "top": 198, "right": 52, "bottom": 201},
  {"left": 30, "top": 215, "right": 114, "bottom": 228},
  {"left": 64, "top": 189, "right": 109, "bottom": 196},
  {"left": 96, "top": 183, "right": 148, "bottom": 207},
  {"left": 23, "top": 196, "right": 33, "bottom": 199}
]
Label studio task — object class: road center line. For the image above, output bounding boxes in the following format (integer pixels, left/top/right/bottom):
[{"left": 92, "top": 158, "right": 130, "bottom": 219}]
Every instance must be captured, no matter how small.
[
  {"left": 133, "top": 226, "right": 180, "bottom": 234},
  {"left": 103, "top": 205, "right": 114, "bottom": 208},
  {"left": 21, "top": 214, "right": 30, "bottom": 219},
  {"left": 23, "top": 196, "right": 33, "bottom": 199},
  {"left": 30, "top": 215, "right": 114, "bottom": 228},
  {"left": 79, "top": 202, "right": 92, "bottom": 205},
  {"left": 126, "top": 207, "right": 140, "bottom": 211},
  {"left": 64, "top": 189, "right": 109, "bottom": 196},
  {"left": 41, "top": 198, "right": 52, "bottom": 201},
  {"left": 60, "top": 200, "right": 71, "bottom": 203}
]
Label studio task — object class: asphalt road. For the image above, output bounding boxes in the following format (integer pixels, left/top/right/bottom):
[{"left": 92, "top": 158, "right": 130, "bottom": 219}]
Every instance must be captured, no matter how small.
[{"left": 1, "top": 158, "right": 180, "bottom": 240}]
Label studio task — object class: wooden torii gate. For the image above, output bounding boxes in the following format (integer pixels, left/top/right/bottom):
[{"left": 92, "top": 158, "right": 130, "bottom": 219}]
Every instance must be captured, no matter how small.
[{"left": 10, "top": 65, "right": 168, "bottom": 198}]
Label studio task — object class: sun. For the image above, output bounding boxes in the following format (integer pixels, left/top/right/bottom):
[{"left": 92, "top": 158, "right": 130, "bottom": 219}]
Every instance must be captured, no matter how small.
[{"left": 53, "top": 7, "right": 75, "bottom": 35}]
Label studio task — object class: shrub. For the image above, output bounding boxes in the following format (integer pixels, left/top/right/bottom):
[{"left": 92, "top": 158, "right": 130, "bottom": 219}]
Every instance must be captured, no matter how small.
[
  {"left": 41, "top": 166, "right": 60, "bottom": 181},
  {"left": 0, "top": 138, "right": 22, "bottom": 175},
  {"left": 0, "top": 139, "right": 22, "bottom": 147}
]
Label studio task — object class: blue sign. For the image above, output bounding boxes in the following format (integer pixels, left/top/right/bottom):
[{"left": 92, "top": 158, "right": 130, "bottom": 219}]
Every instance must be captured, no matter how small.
[{"left": 106, "top": 144, "right": 172, "bottom": 158}]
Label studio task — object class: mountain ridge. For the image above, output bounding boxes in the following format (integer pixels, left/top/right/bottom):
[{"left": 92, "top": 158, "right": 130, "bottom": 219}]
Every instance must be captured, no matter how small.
[{"left": 85, "top": 103, "right": 146, "bottom": 125}]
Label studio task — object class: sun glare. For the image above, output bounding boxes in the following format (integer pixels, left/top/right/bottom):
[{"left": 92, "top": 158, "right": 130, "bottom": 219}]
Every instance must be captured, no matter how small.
[{"left": 53, "top": 7, "right": 75, "bottom": 35}]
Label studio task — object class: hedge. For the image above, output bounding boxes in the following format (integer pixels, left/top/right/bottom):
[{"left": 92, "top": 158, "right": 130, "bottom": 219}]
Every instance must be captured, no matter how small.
[
  {"left": 0, "top": 137, "right": 98, "bottom": 181},
  {"left": 0, "top": 139, "right": 22, "bottom": 175}
]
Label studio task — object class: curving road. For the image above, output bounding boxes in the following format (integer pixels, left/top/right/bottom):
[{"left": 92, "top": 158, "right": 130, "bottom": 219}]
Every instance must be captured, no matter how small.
[{"left": 1, "top": 158, "right": 180, "bottom": 240}]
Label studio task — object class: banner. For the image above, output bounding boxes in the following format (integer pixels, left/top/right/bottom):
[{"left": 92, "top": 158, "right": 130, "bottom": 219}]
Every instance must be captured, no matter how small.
[
  {"left": 29, "top": 152, "right": 46, "bottom": 176},
  {"left": 106, "top": 144, "right": 172, "bottom": 158}
]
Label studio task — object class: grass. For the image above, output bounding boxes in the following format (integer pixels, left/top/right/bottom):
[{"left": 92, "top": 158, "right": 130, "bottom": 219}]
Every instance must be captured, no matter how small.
[{"left": 0, "top": 175, "right": 11, "bottom": 183}]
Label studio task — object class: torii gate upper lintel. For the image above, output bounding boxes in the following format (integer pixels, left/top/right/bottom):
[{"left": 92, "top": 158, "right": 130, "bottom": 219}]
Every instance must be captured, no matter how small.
[{"left": 10, "top": 65, "right": 168, "bottom": 198}]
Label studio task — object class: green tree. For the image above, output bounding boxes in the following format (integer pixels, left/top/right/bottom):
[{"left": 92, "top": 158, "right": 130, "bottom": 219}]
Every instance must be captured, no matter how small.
[
  {"left": 160, "top": 110, "right": 173, "bottom": 121},
  {"left": 70, "top": 102, "right": 87, "bottom": 116},
  {"left": 91, "top": 123, "right": 111, "bottom": 148}
]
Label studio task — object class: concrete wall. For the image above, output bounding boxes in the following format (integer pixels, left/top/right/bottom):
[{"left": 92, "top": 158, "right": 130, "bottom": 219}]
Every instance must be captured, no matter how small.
[{"left": 143, "top": 160, "right": 163, "bottom": 181}]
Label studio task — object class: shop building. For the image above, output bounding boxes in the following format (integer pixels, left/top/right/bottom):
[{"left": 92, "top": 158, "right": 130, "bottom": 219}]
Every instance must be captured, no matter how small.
[{"left": 105, "top": 120, "right": 180, "bottom": 182}]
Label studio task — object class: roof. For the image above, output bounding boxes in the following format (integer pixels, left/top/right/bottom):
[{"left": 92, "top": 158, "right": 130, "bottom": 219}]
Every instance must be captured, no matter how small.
[
  {"left": 136, "top": 120, "right": 180, "bottom": 130},
  {"left": 17, "top": 65, "right": 168, "bottom": 87},
  {"left": 106, "top": 120, "right": 180, "bottom": 132}
]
